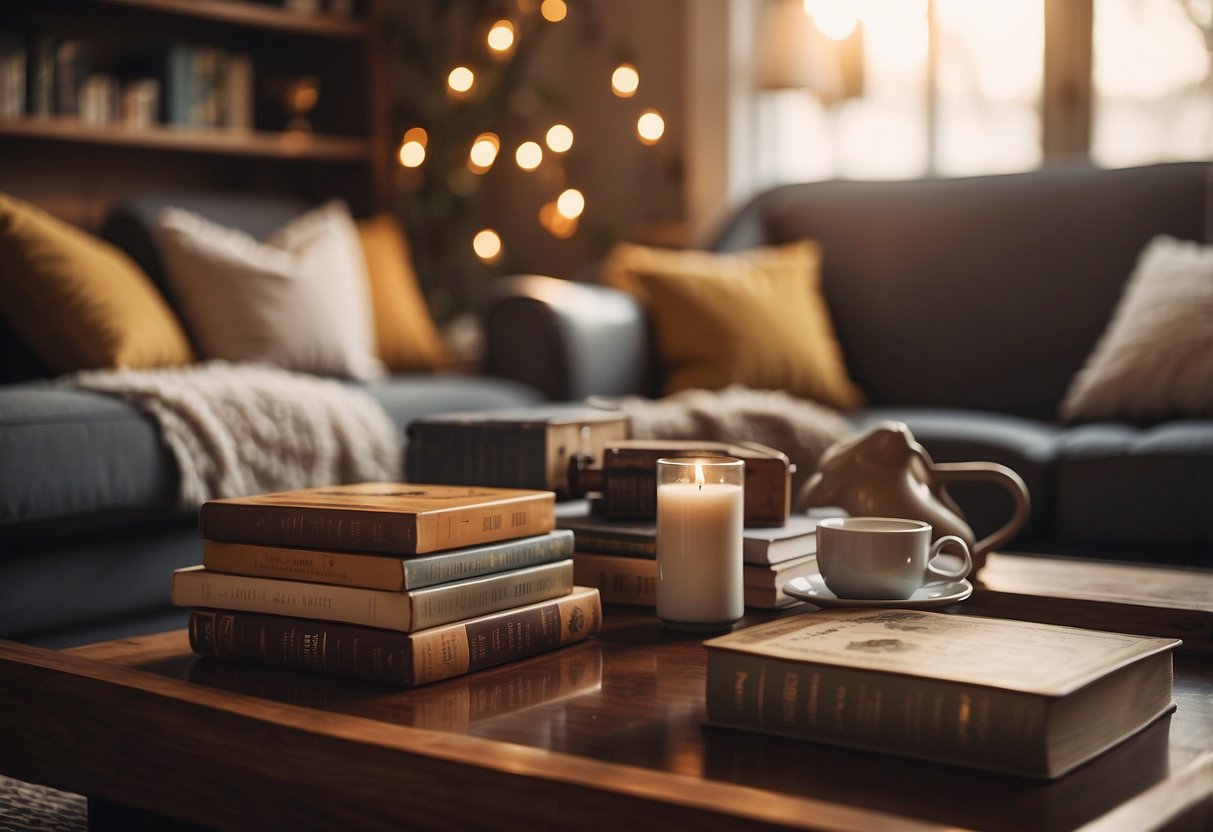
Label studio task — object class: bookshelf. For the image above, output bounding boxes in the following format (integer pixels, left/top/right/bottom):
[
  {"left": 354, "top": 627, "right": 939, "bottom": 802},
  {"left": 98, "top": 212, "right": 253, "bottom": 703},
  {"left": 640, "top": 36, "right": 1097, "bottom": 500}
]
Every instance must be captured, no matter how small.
[{"left": 0, "top": 0, "right": 392, "bottom": 226}]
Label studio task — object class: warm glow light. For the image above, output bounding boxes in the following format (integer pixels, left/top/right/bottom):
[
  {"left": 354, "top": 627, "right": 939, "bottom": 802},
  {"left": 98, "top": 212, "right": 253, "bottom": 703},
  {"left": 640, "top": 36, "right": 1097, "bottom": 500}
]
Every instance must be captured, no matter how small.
[
  {"left": 515, "top": 140, "right": 543, "bottom": 170},
  {"left": 468, "top": 132, "right": 501, "bottom": 173},
  {"left": 611, "top": 63, "right": 640, "bottom": 97},
  {"left": 545, "top": 123, "right": 573, "bottom": 153},
  {"left": 540, "top": 0, "right": 567, "bottom": 23},
  {"left": 403, "top": 126, "right": 428, "bottom": 147},
  {"left": 637, "top": 109, "right": 665, "bottom": 144},
  {"left": 539, "top": 201, "right": 578, "bottom": 238},
  {"left": 556, "top": 188, "right": 584, "bottom": 219},
  {"left": 473, "top": 228, "right": 503, "bottom": 263},
  {"left": 487, "top": 20, "right": 516, "bottom": 52},
  {"left": 399, "top": 127, "right": 428, "bottom": 166},
  {"left": 803, "top": 0, "right": 859, "bottom": 40},
  {"left": 448, "top": 66, "right": 475, "bottom": 94}
]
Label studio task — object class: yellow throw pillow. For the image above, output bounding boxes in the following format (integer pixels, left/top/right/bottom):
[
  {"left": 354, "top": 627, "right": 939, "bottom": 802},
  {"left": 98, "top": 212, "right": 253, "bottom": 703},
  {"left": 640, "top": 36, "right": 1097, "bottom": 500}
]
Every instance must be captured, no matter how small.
[
  {"left": 356, "top": 214, "right": 449, "bottom": 371},
  {"left": 603, "top": 241, "right": 864, "bottom": 409},
  {"left": 0, "top": 193, "right": 194, "bottom": 372}
]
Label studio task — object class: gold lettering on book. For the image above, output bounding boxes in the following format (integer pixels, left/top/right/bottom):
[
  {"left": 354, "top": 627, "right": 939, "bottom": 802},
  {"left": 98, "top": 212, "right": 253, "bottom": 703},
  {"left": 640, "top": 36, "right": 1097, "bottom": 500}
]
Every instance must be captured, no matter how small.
[
  {"left": 807, "top": 671, "right": 821, "bottom": 728},
  {"left": 482, "top": 514, "right": 502, "bottom": 532},
  {"left": 510, "top": 510, "right": 527, "bottom": 527},
  {"left": 781, "top": 672, "right": 799, "bottom": 723}
]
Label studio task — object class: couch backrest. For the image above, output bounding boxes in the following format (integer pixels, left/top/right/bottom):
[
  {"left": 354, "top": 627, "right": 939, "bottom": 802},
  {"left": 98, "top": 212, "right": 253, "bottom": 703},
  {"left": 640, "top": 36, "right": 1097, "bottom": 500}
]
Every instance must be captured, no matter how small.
[{"left": 710, "top": 162, "right": 1208, "bottom": 420}]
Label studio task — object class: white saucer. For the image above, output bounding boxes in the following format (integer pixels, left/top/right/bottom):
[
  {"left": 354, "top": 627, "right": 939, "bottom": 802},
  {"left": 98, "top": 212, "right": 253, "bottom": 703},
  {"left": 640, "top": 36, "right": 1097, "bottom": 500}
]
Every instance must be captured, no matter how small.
[{"left": 783, "top": 573, "right": 973, "bottom": 609}]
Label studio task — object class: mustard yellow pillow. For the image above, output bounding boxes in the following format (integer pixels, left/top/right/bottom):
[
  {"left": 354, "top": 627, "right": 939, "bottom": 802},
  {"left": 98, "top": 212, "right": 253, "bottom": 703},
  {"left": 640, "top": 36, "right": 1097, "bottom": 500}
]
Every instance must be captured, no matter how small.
[
  {"left": 0, "top": 193, "right": 194, "bottom": 372},
  {"left": 356, "top": 214, "right": 449, "bottom": 371},
  {"left": 603, "top": 241, "right": 864, "bottom": 409}
]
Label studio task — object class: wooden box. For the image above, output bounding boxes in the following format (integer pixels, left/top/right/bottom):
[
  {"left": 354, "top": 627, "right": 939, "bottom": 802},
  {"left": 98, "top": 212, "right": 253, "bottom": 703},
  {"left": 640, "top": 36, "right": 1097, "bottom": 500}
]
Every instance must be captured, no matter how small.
[
  {"left": 406, "top": 408, "right": 630, "bottom": 497},
  {"left": 568, "top": 439, "right": 792, "bottom": 526}
]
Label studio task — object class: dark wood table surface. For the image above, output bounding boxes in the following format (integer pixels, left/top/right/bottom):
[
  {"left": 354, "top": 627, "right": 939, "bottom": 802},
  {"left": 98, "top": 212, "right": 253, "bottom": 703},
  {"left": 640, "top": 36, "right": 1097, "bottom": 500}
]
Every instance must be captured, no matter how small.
[{"left": 1, "top": 602, "right": 1210, "bottom": 832}]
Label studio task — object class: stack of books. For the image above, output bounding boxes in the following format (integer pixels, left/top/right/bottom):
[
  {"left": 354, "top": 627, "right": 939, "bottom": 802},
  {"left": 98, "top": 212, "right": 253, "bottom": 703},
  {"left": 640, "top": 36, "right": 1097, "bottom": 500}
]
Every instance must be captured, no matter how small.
[
  {"left": 558, "top": 505, "right": 844, "bottom": 609},
  {"left": 170, "top": 483, "right": 602, "bottom": 688}
]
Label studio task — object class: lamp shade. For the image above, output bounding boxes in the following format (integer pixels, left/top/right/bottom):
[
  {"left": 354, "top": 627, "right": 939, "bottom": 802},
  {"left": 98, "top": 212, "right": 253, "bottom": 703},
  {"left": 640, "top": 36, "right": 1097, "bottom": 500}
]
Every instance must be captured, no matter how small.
[{"left": 757, "top": 0, "right": 842, "bottom": 95}]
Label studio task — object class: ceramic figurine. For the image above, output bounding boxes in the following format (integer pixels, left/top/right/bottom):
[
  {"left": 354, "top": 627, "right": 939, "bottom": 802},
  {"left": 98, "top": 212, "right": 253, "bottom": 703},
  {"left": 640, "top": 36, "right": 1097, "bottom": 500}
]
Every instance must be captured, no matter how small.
[{"left": 800, "top": 421, "right": 1030, "bottom": 571}]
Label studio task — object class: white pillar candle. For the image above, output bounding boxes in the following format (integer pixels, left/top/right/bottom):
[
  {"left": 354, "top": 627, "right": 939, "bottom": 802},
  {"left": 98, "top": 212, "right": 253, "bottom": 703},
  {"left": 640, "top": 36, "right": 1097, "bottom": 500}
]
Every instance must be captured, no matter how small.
[{"left": 656, "top": 457, "right": 744, "bottom": 630}]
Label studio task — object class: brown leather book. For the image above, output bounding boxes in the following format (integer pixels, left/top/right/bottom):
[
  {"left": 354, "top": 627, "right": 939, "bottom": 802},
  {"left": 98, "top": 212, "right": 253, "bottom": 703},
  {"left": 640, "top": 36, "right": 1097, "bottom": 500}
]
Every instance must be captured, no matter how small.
[{"left": 198, "top": 482, "right": 556, "bottom": 555}]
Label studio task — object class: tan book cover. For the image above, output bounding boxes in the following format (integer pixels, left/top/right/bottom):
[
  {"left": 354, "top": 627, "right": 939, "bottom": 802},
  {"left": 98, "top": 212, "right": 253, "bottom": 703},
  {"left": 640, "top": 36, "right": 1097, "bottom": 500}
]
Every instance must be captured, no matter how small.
[
  {"left": 172, "top": 559, "right": 574, "bottom": 632},
  {"left": 704, "top": 609, "right": 1179, "bottom": 779},
  {"left": 199, "top": 482, "right": 556, "bottom": 555}
]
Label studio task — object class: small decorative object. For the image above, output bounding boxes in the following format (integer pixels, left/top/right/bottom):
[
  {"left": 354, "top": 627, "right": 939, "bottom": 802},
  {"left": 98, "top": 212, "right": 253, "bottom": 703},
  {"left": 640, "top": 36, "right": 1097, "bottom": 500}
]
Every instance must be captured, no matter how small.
[
  {"left": 800, "top": 421, "right": 1029, "bottom": 572},
  {"left": 282, "top": 75, "right": 320, "bottom": 133},
  {"left": 568, "top": 438, "right": 792, "bottom": 526},
  {"left": 655, "top": 456, "right": 745, "bottom": 632}
]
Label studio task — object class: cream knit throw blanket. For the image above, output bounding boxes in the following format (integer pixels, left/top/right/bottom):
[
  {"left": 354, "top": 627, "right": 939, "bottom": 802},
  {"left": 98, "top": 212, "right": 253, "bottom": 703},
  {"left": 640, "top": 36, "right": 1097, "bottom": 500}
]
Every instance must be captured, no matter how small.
[
  {"left": 65, "top": 361, "right": 401, "bottom": 508},
  {"left": 589, "top": 385, "right": 852, "bottom": 506}
]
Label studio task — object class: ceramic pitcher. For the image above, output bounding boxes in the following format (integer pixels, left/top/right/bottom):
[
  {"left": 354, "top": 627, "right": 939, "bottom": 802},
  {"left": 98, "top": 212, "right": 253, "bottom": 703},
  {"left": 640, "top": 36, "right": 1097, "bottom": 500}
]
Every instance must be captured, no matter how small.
[{"left": 799, "top": 421, "right": 1030, "bottom": 572}]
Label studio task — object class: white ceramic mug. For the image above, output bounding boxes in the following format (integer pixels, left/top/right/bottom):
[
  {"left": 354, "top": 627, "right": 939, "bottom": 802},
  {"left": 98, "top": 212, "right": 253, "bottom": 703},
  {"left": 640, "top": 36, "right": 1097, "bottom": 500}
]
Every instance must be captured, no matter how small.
[{"left": 815, "top": 517, "right": 972, "bottom": 600}]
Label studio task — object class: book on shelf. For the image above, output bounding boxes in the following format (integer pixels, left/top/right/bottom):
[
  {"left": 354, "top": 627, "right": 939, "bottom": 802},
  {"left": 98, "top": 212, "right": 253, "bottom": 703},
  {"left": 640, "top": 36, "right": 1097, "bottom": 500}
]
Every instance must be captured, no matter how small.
[
  {"left": 188, "top": 585, "right": 603, "bottom": 688},
  {"left": 967, "top": 552, "right": 1213, "bottom": 652},
  {"left": 202, "top": 530, "right": 575, "bottom": 592},
  {"left": 558, "top": 509, "right": 835, "bottom": 566},
  {"left": 0, "top": 38, "right": 26, "bottom": 118},
  {"left": 571, "top": 551, "right": 816, "bottom": 610},
  {"left": 405, "top": 407, "right": 629, "bottom": 497},
  {"left": 198, "top": 482, "right": 556, "bottom": 555},
  {"left": 171, "top": 559, "right": 574, "bottom": 633},
  {"left": 704, "top": 609, "right": 1179, "bottom": 780}
]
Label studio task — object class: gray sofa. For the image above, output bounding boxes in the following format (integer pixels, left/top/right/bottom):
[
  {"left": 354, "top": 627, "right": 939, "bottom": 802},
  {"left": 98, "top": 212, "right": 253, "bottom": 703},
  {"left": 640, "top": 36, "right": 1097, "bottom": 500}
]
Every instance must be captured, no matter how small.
[
  {"left": 481, "top": 162, "right": 1213, "bottom": 568},
  {"left": 0, "top": 194, "right": 542, "bottom": 647}
]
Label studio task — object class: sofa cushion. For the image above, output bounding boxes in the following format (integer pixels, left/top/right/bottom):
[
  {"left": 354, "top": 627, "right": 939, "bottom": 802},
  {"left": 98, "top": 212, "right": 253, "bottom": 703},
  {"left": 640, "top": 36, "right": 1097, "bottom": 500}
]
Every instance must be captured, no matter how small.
[
  {"left": 602, "top": 241, "right": 864, "bottom": 409},
  {"left": 0, "top": 375, "right": 542, "bottom": 536},
  {"left": 0, "top": 193, "right": 195, "bottom": 373},
  {"left": 356, "top": 214, "right": 450, "bottom": 372},
  {"left": 157, "top": 201, "right": 384, "bottom": 380},
  {"left": 714, "top": 163, "right": 1208, "bottom": 420},
  {"left": 851, "top": 407, "right": 1061, "bottom": 544},
  {"left": 1061, "top": 235, "right": 1213, "bottom": 423},
  {"left": 1055, "top": 421, "right": 1213, "bottom": 556}
]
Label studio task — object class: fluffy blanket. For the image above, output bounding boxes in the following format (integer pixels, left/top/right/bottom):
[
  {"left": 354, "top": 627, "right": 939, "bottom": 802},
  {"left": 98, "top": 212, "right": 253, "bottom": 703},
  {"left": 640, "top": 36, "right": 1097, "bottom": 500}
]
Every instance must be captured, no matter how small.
[
  {"left": 589, "top": 385, "right": 852, "bottom": 506},
  {"left": 65, "top": 361, "right": 401, "bottom": 508}
]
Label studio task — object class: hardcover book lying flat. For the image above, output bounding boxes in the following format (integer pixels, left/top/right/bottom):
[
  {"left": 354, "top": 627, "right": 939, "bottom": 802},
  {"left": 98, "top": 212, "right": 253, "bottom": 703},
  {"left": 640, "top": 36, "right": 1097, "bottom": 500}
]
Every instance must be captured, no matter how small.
[{"left": 704, "top": 609, "right": 1179, "bottom": 779}]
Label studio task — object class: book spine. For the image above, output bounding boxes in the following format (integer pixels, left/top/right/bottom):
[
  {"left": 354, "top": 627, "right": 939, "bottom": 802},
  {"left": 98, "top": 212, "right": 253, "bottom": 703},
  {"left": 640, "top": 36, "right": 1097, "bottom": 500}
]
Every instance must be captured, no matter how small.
[
  {"left": 189, "top": 586, "right": 602, "bottom": 687},
  {"left": 189, "top": 607, "right": 412, "bottom": 685},
  {"left": 705, "top": 650, "right": 1050, "bottom": 777},
  {"left": 408, "top": 560, "right": 574, "bottom": 630},
  {"left": 402, "top": 529, "right": 574, "bottom": 589},
  {"left": 572, "top": 552, "right": 656, "bottom": 605},
  {"left": 198, "top": 503, "right": 420, "bottom": 553},
  {"left": 202, "top": 530, "right": 575, "bottom": 591},
  {"left": 565, "top": 531, "right": 656, "bottom": 558},
  {"left": 413, "top": 494, "right": 555, "bottom": 554},
  {"left": 406, "top": 424, "right": 549, "bottom": 491},
  {"left": 172, "top": 560, "right": 575, "bottom": 632}
]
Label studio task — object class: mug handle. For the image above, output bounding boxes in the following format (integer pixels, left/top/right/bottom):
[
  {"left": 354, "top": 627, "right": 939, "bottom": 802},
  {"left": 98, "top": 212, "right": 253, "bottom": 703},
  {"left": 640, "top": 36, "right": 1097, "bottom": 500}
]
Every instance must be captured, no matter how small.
[
  {"left": 926, "top": 535, "right": 972, "bottom": 581},
  {"left": 931, "top": 462, "right": 1031, "bottom": 557}
]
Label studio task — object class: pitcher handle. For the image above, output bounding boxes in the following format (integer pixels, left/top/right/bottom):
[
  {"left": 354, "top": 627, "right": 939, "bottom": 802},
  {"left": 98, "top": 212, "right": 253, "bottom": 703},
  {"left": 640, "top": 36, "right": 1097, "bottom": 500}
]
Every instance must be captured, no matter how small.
[{"left": 931, "top": 462, "right": 1031, "bottom": 557}]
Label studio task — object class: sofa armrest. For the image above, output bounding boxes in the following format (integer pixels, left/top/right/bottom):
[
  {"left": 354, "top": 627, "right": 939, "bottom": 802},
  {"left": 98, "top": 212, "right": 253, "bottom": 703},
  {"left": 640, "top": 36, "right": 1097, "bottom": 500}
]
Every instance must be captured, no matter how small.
[{"left": 480, "top": 274, "right": 655, "bottom": 401}]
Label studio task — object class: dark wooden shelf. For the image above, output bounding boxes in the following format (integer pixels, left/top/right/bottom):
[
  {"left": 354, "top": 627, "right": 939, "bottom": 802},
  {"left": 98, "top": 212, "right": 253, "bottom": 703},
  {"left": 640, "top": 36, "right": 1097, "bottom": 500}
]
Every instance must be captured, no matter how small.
[
  {"left": 93, "top": 0, "right": 369, "bottom": 39},
  {"left": 0, "top": 117, "right": 371, "bottom": 162}
]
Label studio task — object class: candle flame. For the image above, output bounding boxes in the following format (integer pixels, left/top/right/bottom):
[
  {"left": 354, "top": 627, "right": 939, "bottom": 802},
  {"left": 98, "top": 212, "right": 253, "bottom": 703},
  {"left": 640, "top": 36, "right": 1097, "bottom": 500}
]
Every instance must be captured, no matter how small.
[{"left": 695, "top": 463, "right": 704, "bottom": 490}]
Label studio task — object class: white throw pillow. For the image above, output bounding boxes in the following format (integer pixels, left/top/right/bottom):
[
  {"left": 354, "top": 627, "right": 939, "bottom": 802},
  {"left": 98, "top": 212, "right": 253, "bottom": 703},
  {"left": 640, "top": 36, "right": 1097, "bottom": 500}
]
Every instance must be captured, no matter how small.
[
  {"left": 157, "top": 201, "right": 384, "bottom": 380},
  {"left": 1061, "top": 234, "right": 1213, "bottom": 422}
]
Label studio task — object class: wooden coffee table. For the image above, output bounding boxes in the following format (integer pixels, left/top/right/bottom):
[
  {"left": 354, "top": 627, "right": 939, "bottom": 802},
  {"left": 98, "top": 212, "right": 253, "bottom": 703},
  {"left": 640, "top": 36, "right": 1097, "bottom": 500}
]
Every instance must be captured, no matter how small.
[{"left": 2, "top": 601, "right": 1211, "bottom": 831}]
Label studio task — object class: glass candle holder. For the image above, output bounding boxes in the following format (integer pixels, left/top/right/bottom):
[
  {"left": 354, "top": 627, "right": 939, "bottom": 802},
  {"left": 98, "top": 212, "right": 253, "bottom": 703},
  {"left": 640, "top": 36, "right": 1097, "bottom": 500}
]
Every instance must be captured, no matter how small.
[{"left": 655, "top": 456, "right": 745, "bottom": 631}]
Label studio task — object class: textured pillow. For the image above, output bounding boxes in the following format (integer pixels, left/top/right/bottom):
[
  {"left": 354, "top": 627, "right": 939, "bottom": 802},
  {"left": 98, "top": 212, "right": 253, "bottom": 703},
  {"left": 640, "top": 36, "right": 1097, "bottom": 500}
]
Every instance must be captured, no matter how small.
[
  {"left": 157, "top": 201, "right": 383, "bottom": 380},
  {"left": 603, "top": 241, "right": 864, "bottom": 409},
  {"left": 355, "top": 214, "right": 449, "bottom": 371},
  {"left": 1061, "top": 234, "right": 1213, "bottom": 423},
  {"left": 0, "top": 192, "right": 195, "bottom": 372}
]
